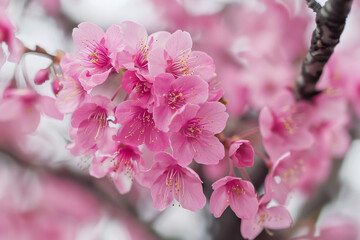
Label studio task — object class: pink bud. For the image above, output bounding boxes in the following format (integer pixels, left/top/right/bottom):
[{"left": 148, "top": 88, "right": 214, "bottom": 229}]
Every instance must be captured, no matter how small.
[
  {"left": 229, "top": 140, "right": 254, "bottom": 168},
  {"left": 52, "top": 78, "right": 63, "bottom": 96},
  {"left": 34, "top": 68, "right": 49, "bottom": 85}
]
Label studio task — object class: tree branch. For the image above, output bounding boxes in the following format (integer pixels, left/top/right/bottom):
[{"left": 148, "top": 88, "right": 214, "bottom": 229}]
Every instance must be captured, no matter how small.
[
  {"left": 296, "top": 0, "right": 353, "bottom": 100},
  {"left": 305, "top": 0, "right": 322, "bottom": 13}
]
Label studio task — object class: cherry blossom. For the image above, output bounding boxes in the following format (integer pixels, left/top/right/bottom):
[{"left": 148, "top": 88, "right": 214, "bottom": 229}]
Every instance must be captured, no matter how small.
[
  {"left": 90, "top": 143, "right": 145, "bottom": 194},
  {"left": 142, "top": 152, "right": 206, "bottom": 211},
  {"left": 69, "top": 95, "right": 114, "bottom": 155},
  {"left": 169, "top": 102, "right": 228, "bottom": 166},
  {"left": 210, "top": 176, "right": 258, "bottom": 219},
  {"left": 241, "top": 192, "right": 292, "bottom": 240},
  {"left": 0, "top": 88, "right": 63, "bottom": 134},
  {"left": 153, "top": 73, "right": 209, "bottom": 131},
  {"left": 108, "top": 21, "right": 170, "bottom": 77},
  {"left": 114, "top": 100, "right": 169, "bottom": 152},
  {"left": 68, "top": 22, "right": 115, "bottom": 92},
  {"left": 148, "top": 30, "right": 215, "bottom": 80},
  {"left": 122, "top": 70, "right": 153, "bottom": 105},
  {"left": 229, "top": 140, "right": 254, "bottom": 168},
  {"left": 259, "top": 91, "right": 314, "bottom": 160}
]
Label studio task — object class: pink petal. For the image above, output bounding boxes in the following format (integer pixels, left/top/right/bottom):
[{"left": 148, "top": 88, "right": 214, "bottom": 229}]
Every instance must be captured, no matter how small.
[
  {"left": 172, "top": 75, "right": 209, "bottom": 105},
  {"left": 259, "top": 106, "right": 275, "bottom": 139},
  {"left": 241, "top": 217, "right": 264, "bottom": 240},
  {"left": 7, "top": 38, "right": 23, "bottom": 63},
  {"left": 175, "top": 167, "right": 206, "bottom": 212},
  {"left": 197, "top": 102, "right": 229, "bottom": 133},
  {"left": 71, "top": 103, "right": 96, "bottom": 128},
  {"left": 193, "top": 134, "right": 224, "bottom": 165},
  {"left": 264, "top": 206, "right": 293, "bottom": 229},
  {"left": 145, "top": 124, "right": 170, "bottom": 152},
  {"left": 165, "top": 30, "right": 192, "bottom": 58},
  {"left": 73, "top": 22, "right": 105, "bottom": 50},
  {"left": 105, "top": 24, "right": 124, "bottom": 54},
  {"left": 112, "top": 171, "right": 133, "bottom": 194},
  {"left": 153, "top": 104, "right": 172, "bottom": 132},
  {"left": 229, "top": 140, "right": 255, "bottom": 168},
  {"left": 21, "top": 108, "right": 41, "bottom": 134},
  {"left": 40, "top": 96, "right": 64, "bottom": 120},
  {"left": 148, "top": 47, "right": 167, "bottom": 77},
  {"left": 141, "top": 152, "right": 172, "bottom": 188},
  {"left": 168, "top": 104, "right": 200, "bottom": 132},
  {"left": 150, "top": 173, "right": 174, "bottom": 211},
  {"left": 210, "top": 185, "right": 230, "bottom": 218},
  {"left": 79, "top": 67, "right": 113, "bottom": 93},
  {"left": 212, "top": 176, "right": 232, "bottom": 190},
  {"left": 170, "top": 132, "right": 195, "bottom": 166},
  {"left": 89, "top": 156, "right": 113, "bottom": 178},
  {"left": 153, "top": 73, "right": 173, "bottom": 96},
  {"left": 229, "top": 180, "right": 258, "bottom": 219},
  {"left": 118, "top": 21, "right": 147, "bottom": 52},
  {"left": 189, "top": 51, "right": 215, "bottom": 80},
  {"left": 122, "top": 71, "right": 139, "bottom": 94},
  {"left": 114, "top": 100, "right": 139, "bottom": 125},
  {"left": 0, "top": 98, "right": 22, "bottom": 121}
]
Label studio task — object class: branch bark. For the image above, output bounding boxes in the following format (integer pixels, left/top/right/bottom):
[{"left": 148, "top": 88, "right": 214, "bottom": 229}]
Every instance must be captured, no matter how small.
[
  {"left": 296, "top": 0, "right": 353, "bottom": 100},
  {"left": 305, "top": 0, "right": 322, "bottom": 13}
]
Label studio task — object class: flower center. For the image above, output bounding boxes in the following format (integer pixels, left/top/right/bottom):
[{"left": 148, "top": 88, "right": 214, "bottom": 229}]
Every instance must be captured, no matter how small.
[
  {"left": 167, "top": 90, "right": 185, "bottom": 110},
  {"left": 165, "top": 167, "right": 185, "bottom": 198},
  {"left": 166, "top": 49, "right": 197, "bottom": 78},
  {"left": 182, "top": 119, "right": 203, "bottom": 138},
  {"left": 134, "top": 43, "right": 149, "bottom": 70},
  {"left": 82, "top": 39, "right": 110, "bottom": 68},
  {"left": 111, "top": 145, "right": 137, "bottom": 179},
  {"left": 88, "top": 108, "right": 108, "bottom": 140}
]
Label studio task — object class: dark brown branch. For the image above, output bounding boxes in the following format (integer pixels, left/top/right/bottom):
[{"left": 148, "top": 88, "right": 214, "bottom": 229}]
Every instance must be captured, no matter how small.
[
  {"left": 296, "top": 0, "right": 353, "bottom": 100},
  {"left": 305, "top": 0, "right": 322, "bottom": 13}
]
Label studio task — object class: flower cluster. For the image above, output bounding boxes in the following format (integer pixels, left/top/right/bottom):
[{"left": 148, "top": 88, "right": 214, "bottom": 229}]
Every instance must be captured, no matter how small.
[{"left": 57, "top": 21, "right": 228, "bottom": 211}]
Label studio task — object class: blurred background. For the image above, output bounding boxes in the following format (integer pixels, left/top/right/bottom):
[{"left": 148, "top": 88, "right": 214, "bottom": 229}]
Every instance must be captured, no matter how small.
[{"left": 1, "top": 0, "right": 360, "bottom": 239}]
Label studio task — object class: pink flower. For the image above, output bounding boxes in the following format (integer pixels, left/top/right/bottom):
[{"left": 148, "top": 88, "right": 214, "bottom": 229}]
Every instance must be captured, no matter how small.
[
  {"left": 52, "top": 78, "right": 63, "bottom": 96},
  {"left": 0, "top": 88, "right": 63, "bottom": 134},
  {"left": 206, "top": 74, "right": 224, "bottom": 102},
  {"left": 259, "top": 91, "right": 314, "bottom": 160},
  {"left": 142, "top": 152, "right": 206, "bottom": 211},
  {"left": 229, "top": 140, "right": 254, "bottom": 168},
  {"left": 0, "top": 7, "right": 23, "bottom": 63},
  {"left": 239, "top": 60, "right": 295, "bottom": 110},
  {"left": 122, "top": 70, "right": 153, "bottom": 105},
  {"left": 71, "top": 22, "right": 115, "bottom": 92},
  {"left": 90, "top": 143, "right": 145, "bottom": 194},
  {"left": 265, "top": 152, "right": 307, "bottom": 204},
  {"left": 241, "top": 194, "right": 292, "bottom": 240},
  {"left": 108, "top": 21, "right": 170, "bottom": 76},
  {"left": 34, "top": 68, "right": 49, "bottom": 85},
  {"left": 289, "top": 216, "right": 359, "bottom": 240},
  {"left": 311, "top": 95, "right": 350, "bottom": 158},
  {"left": 148, "top": 30, "right": 215, "bottom": 80},
  {"left": 169, "top": 102, "right": 228, "bottom": 166},
  {"left": 69, "top": 95, "right": 114, "bottom": 155},
  {"left": 210, "top": 176, "right": 258, "bottom": 219},
  {"left": 55, "top": 74, "right": 87, "bottom": 114},
  {"left": 153, "top": 73, "right": 209, "bottom": 131},
  {"left": 114, "top": 100, "right": 170, "bottom": 152}
]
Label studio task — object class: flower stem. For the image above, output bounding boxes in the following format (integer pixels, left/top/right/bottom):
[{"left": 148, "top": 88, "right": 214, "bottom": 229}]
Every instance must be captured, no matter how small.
[
  {"left": 254, "top": 149, "right": 272, "bottom": 169},
  {"left": 232, "top": 127, "right": 259, "bottom": 140},
  {"left": 239, "top": 168, "right": 251, "bottom": 182}
]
